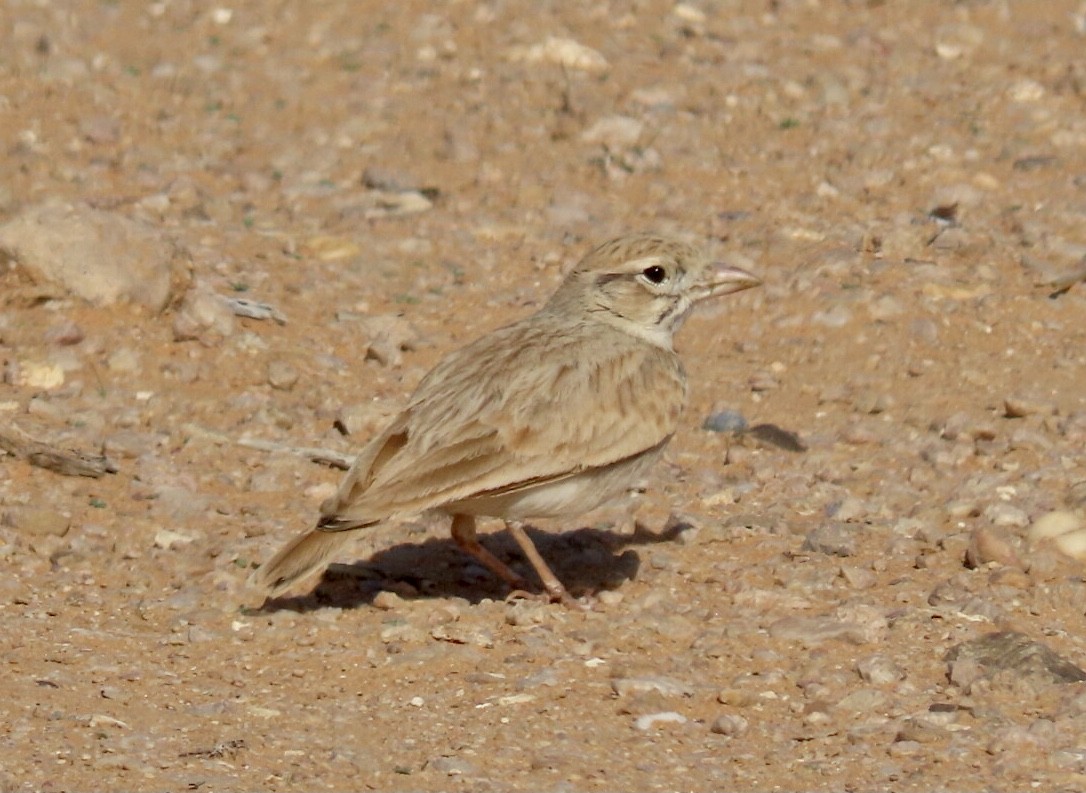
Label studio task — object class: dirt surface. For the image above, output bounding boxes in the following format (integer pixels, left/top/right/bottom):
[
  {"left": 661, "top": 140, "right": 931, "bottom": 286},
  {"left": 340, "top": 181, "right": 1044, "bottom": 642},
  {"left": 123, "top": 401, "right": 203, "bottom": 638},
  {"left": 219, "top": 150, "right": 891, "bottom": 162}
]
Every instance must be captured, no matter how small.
[{"left": 3, "top": 1, "right": 1086, "bottom": 790}]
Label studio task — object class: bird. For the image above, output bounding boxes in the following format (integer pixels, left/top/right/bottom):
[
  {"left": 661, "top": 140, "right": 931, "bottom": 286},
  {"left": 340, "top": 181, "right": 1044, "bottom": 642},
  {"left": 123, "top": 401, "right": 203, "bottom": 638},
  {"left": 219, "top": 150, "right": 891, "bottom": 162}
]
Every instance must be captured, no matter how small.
[{"left": 252, "top": 233, "right": 761, "bottom": 607}]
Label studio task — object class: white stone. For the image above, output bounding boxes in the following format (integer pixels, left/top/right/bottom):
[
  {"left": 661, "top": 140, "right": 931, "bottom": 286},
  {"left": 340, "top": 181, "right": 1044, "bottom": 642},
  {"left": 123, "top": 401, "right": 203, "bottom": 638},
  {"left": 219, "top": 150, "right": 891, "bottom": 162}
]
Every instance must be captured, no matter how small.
[
  {"left": 509, "top": 37, "right": 609, "bottom": 72},
  {"left": 18, "top": 361, "right": 64, "bottom": 390},
  {"left": 0, "top": 201, "right": 186, "bottom": 312},
  {"left": 634, "top": 711, "right": 687, "bottom": 730},
  {"left": 581, "top": 116, "right": 644, "bottom": 149},
  {"left": 153, "top": 528, "right": 196, "bottom": 549},
  {"left": 1029, "top": 510, "right": 1084, "bottom": 541}
]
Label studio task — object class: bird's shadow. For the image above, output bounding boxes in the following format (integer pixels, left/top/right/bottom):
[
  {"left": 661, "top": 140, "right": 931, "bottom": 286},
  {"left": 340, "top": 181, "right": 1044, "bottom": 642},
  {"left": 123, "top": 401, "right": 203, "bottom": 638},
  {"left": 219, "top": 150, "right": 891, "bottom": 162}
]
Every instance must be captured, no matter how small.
[{"left": 252, "top": 519, "right": 692, "bottom": 614}]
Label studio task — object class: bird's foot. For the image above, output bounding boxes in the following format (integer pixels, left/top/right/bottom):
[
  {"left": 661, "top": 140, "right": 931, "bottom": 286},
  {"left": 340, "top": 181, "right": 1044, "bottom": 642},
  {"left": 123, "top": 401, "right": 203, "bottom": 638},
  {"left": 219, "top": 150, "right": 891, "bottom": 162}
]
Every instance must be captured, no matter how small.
[{"left": 505, "top": 586, "right": 589, "bottom": 611}]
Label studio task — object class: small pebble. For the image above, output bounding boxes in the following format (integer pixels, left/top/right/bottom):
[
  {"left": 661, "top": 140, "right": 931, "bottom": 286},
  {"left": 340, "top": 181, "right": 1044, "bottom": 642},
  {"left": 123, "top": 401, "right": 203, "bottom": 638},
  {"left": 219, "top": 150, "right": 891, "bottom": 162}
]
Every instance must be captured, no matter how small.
[
  {"left": 1004, "top": 393, "right": 1054, "bottom": 418},
  {"left": 887, "top": 740, "right": 922, "bottom": 758},
  {"left": 187, "top": 625, "right": 217, "bottom": 643},
  {"left": 894, "top": 716, "right": 946, "bottom": 743},
  {"left": 964, "top": 527, "right": 1022, "bottom": 569},
  {"left": 768, "top": 616, "right": 870, "bottom": 646},
  {"left": 629, "top": 86, "right": 677, "bottom": 110},
  {"left": 866, "top": 295, "right": 904, "bottom": 321},
  {"left": 354, "top": 314, "right": 418, "bottom": 368},
  {"left": 428, "top": 756, "right": 477, "bottom": 776},
  {"left": 380, "top": 622, "right": 425, "bottom": 644},
  {"left": 173, "top": 288, "right": 235, "bottom": 342},
  {"left": 43, "top": 319, "right": 85, "bottom": 346},
  {"left": 336, "top": 402, "right": 393, "bottom": 437},
  {"left": 153, "top": 528, "right": 196, "bottom": 549},
  {"left": 104, "top": 430, "right": 155, "bottom": 459},
  {"left": 581, "top": 115, "right": 644, "bottom": 149},
  {"left": 811, "top": 305, "right": 853, "bottom": 327},
  {"left": 430, "top": 623, "right": 494, "bottom": 648},
  {"left": 611, "top": 676, "right": 693, "bottom": 698},
  {"left": 748, "top": 371, "right": 780, "bottom": 392},
  {"left": 852, "top": 391, "right": 895, "bottom": 415},
  {"left": 702, "top": 409, "right": 748, "bottom": 433},
  {"left": 505, "top": 600, "right": 549, "bottom": 627},
  {"left": 840, "top": 423, "right": 881, "bottom": 445},
  {"left": 1029, "top": 510, "right": 1084, "bottom": 541},
  {"left": 856, "top": 654, "right": 905, "bottom": 685},
  {"left": 1053, "top": 530, "right": 1086, "bottom": 560},
  {"left": 372, "top": 590, "right": 404, "bottom": 611},
  {"left": 362, "top": 166, "right": 421, "bottom": 193},
  {"left": 26, "top": 396, "right": 64, "bottom": 419},
  {"left": 649, "top": 552, "right": 674, "bottom": 570},
  {"left": 835, "top": 688, "right": 889, "bottom": 713},
  {"left": 709, "top": 713, "right": 749, "bottom": 737},
  {"left": 634, "top": 711, "right": 687, "bottom": 730},
  {"left": 717, "top": 688, "right": 759, "bottom": 707},
  {"left": 840, "top": 565, "right": 877, "bottom": 589},
  {"left": 983, "top": 503, "right": 1030, "bottom": 529},
  {"left": 80, "top": 114, "right": 120, "bottom": 144},
  {"left": 510, "top": 36, "right": 609, "bottom": 73},
  {"left": 597, "top": 589, "right": 624, "bottom": 606},
  {"left": 519, "top": 668, "right": 560, "bottom": 689},
  {"left": 803, "top": 523, "right": 857, "bottom": 557},
  {"left": 987, "top": 725, "right": 1041, "bottom": 756},
  {"left": 1067, "top": 481, "right": 1086, "bottom": 508},
  {"left": 724, "top": 445, "right": 751, "bottom": 466},
  {"left": 989, "top": 566, "right": 1030, "bottom": 589},
  {"left": 267, "top": 360, "right": 299, "bottom": 391},
  {"left": 1008, "top": 427, "right": 1051, "bottom": 452},
  {"left": 909, "top": 318, "right": 940, "bottom": 343},
  {"left": 947, "top": 657, "right": 984, "bottom": 691},
  {"left": 1, "top": 507, "right": 71, "bottom": 537},
  {"left": 934, "top": 22, "right": 984, "bottom": 60},
  {"left": 106, "top": 348, "right": 140, "bottom": 373}
]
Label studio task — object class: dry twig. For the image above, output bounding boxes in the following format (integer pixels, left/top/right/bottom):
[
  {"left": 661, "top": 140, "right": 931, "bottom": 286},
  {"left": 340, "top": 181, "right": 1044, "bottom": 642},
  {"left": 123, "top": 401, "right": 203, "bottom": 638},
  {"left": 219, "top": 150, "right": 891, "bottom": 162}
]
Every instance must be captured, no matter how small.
[{"left": 0, "top": 423, "right": 117, "bottom": 478}]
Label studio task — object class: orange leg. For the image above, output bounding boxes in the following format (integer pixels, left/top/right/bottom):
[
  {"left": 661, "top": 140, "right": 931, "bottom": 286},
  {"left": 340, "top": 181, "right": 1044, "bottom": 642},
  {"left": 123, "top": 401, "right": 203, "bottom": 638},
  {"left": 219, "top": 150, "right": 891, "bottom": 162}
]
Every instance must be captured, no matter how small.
[
  {"left": 504, "top": 520, "right": 582, "bottom": 608},
  {"left": 450, "top": 514, "right": 531, "bottom": 591}
]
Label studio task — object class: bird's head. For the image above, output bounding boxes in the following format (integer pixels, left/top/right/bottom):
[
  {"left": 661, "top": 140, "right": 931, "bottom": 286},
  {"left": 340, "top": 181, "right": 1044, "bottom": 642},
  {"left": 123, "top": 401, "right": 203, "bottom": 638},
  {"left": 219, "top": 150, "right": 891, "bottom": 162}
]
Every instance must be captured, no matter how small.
[{"left": 547, "top": 234, "right": 762, "bottom": 348}]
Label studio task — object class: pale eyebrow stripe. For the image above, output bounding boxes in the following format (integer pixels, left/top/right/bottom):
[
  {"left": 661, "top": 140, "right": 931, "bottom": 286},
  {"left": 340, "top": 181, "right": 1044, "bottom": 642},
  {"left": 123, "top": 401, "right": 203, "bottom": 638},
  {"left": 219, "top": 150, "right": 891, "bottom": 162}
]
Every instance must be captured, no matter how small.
[{"left": 595, "top": 272, "right": 629, "bottom": 286}]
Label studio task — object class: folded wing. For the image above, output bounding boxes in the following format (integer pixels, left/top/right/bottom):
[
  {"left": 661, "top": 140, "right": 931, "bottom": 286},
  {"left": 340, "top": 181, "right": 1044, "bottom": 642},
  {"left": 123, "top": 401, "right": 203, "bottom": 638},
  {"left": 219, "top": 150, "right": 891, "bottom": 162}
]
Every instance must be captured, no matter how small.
[{"left": 319, "top": 319, "right": 686, "bottom": 529}]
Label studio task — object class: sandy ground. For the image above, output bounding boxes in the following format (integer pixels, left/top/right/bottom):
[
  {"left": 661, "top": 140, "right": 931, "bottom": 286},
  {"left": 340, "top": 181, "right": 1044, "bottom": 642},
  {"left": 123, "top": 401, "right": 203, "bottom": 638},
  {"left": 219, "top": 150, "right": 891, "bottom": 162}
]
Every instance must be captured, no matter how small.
[{"left": 3, "top": 0, "right": 1086, "bottom": 790}]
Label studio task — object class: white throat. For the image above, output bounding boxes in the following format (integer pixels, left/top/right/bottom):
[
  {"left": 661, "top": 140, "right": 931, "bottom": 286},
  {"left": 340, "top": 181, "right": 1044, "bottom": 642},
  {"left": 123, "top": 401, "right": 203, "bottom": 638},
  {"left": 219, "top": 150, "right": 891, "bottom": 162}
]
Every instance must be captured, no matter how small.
[{"left": 598, "top": 311, "right": 676, "bottom": 350}]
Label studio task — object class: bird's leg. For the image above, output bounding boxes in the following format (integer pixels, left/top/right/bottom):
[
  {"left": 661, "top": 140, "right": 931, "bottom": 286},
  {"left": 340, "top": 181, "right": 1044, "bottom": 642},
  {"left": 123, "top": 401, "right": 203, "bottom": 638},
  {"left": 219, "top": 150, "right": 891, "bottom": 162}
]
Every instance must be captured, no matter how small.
[
  {"left": 504, "top": 520, "right": 581, "bottom": 608},
  {"left": 450, "top": 514, "right": 531, "bottom": 591}
]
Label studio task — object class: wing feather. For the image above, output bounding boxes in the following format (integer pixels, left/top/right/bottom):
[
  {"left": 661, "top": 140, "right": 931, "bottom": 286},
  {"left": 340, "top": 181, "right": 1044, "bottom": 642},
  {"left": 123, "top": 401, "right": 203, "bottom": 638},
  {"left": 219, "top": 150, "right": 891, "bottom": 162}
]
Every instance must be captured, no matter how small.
[{"left": 322, "top": 317, "right": 686, "bottom": 529}]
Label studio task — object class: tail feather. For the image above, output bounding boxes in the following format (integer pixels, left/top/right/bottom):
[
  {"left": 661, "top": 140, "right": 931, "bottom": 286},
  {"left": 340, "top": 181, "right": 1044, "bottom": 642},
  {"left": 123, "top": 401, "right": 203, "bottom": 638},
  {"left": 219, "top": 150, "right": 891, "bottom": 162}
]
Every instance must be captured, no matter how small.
[{"left": 250, "top": 528, "right": 358, "bottom": 597}]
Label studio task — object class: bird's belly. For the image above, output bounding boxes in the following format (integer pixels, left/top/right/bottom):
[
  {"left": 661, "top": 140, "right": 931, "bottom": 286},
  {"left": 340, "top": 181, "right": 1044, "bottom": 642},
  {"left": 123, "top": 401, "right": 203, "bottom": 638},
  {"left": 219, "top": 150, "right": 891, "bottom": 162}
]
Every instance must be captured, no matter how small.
[{"left": 446, "top": 446, "right": 664, "bottom": 520}]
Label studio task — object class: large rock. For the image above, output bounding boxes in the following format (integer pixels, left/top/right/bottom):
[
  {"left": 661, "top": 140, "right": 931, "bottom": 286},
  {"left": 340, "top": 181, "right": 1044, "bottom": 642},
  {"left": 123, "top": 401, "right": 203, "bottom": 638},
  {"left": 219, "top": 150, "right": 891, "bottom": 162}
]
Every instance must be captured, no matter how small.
[
  {"left": 946, "top": 631, "right": 1086, "bottom": 687},
  {"left": 0, "top": 201, "right": 189, "bottom": 312}
]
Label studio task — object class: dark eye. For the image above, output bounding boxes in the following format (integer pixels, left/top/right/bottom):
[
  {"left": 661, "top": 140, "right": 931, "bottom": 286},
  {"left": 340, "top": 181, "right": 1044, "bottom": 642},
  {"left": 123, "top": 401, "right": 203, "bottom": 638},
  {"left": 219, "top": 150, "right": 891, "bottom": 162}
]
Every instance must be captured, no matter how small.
[{"left": 642, "top": 265, "right": 667, "bottom": 284}]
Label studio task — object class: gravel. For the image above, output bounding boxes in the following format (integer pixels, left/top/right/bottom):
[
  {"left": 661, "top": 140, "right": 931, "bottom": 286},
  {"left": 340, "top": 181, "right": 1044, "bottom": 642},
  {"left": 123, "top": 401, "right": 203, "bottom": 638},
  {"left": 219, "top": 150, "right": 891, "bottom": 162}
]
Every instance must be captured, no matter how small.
[{"left": 1, "top": 1, "right": 1086, "bottom": 791}]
